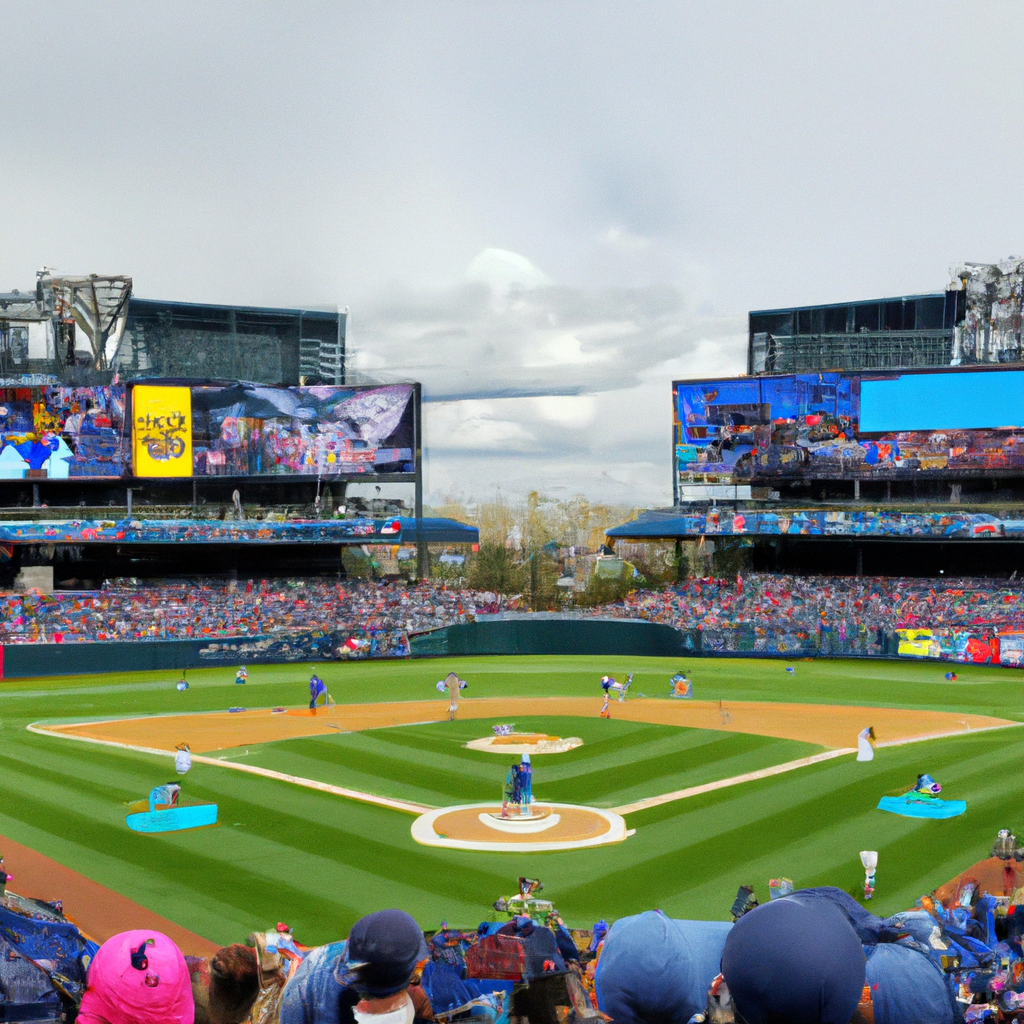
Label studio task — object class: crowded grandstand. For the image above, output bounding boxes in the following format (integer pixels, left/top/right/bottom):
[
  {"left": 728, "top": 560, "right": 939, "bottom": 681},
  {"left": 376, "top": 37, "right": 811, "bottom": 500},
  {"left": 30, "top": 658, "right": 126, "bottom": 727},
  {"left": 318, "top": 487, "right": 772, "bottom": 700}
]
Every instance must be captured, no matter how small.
[{"left": 2, "top": 574, "right": 1021, "bottom": 668}]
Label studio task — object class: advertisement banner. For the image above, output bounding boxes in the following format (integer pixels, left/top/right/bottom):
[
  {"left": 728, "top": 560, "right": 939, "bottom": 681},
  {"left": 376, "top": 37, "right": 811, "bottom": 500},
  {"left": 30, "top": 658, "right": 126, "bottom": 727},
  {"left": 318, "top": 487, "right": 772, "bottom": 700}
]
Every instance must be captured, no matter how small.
[
  {"left": 0, "top": 381, "right": 416, "bottom": 482},
  {"left": 999, "top": 634, "right": 1024, "bottom": 667},
  {"left": 897, "top": 629, "right": 940, "bottom": 659},
  {"left": 0, "top": 385, "right": 126, "bottom": 480},
  {"left": 132, "top": 386, "right": 193, "bottom": 477},
  {"left": 896, "top": 627, "right": 1000, "bottom": 664}
]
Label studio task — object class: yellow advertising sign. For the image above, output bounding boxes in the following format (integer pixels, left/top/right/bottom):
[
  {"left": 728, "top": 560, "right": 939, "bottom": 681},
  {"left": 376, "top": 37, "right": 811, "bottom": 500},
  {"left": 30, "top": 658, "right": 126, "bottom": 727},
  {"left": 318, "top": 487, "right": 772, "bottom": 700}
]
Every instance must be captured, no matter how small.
[
  {"left": 897, "top": 628, "right": 938, "bottom": 659},
  {"left": 132, "top": 386, "right": 193, "bottom": 477}
]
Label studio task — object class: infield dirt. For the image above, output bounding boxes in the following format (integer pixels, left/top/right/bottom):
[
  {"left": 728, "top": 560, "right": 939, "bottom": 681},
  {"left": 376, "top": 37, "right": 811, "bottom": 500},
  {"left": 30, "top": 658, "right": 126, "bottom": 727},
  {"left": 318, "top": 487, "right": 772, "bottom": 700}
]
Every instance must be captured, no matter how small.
[
  {"left": 39, "top": 697, "right": 1016, "bottom": 752},
  {"left": 429, "top": 805, "right": 614, "bottom": 843},
  {"left": 0, "top": 833, "right": 218, "bottom": 955}
]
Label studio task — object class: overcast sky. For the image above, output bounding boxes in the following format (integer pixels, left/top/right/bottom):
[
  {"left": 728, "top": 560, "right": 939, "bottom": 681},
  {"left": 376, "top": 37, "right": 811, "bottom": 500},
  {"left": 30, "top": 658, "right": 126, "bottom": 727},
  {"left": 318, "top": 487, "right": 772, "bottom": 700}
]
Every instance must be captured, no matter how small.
[{"left": 4, "top": 2, "right": 1024, "bottom": 505}]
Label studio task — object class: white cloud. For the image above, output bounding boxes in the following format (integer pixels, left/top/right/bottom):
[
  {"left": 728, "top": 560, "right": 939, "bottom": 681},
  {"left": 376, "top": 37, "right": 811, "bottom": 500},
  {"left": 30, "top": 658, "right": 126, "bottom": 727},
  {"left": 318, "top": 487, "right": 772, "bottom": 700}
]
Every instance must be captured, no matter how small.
[
  {"left": 353, "top": 248, "right": 744, "bottom": 403},
  {"left": 533, "top": 395, "right": 598, "bottom": 428},
  {"left": 355, "top": 247, "right": 746, "bottom": 503},
  {"left": 521, "top": 332, "right": 613, "bottom": 369},
  {"left": 426, "top": 400, "right": 537, "bottom": 450},
  {"left": 465, "top": 248, "right": 551, "bottom": 292}
]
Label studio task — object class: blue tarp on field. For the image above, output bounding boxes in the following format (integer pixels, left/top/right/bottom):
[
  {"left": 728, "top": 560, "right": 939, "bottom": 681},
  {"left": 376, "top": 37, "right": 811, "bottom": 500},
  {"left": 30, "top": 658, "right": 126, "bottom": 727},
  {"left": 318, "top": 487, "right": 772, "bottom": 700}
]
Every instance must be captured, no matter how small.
[{"left": 877, "top": 794, "right": 967, "bottom": 818}]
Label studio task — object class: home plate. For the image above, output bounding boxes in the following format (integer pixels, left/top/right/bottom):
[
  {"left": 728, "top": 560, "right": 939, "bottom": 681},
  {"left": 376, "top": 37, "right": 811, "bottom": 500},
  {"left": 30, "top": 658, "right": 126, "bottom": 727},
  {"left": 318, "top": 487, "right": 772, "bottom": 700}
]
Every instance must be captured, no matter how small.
[
  {"left": 480, "top": 809, "right": 562, "bottom": 833},
  {"left": 411, "top": 802, "right": 627, "bottom": 852}
]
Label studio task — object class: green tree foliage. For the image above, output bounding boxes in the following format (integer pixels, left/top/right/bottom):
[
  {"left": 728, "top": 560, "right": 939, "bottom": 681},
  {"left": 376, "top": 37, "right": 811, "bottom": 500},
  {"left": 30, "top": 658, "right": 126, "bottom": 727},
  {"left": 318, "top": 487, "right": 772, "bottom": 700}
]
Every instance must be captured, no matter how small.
[
  {"left": 427, "top": 490, "right": 658, "bottom": 606},
  {"left": 521, "top": 548, "right": 561, "bottom": 611},
  {"left": 430, "top": 559, "right": 466, "bottom": 584},
  {"left": 467, "top": 543, "right": 523, "bottom": 594},
  {"left": 710, "top": 538, "right": 753, "bottom": 577},
  {"left": 341, "top": 546, "right": 377, "bottom": 580},
  {"left": 577, "top": 567, "right": 634, "bottom": 606}
]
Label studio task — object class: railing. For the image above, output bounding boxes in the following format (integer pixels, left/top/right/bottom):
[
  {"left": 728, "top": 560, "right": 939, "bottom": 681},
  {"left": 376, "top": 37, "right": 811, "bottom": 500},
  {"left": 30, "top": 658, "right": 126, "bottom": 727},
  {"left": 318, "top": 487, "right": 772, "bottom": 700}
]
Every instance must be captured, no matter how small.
[{"left": 756, "top": 330, "right": 954, "bottom": 374}]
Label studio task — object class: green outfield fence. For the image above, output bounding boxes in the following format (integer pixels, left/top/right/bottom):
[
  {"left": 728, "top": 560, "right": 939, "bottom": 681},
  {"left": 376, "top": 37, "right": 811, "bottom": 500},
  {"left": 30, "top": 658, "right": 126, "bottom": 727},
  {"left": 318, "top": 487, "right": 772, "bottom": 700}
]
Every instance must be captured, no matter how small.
[
  {"left": 0, "top": 621, "right": 944, "bottom": 678},
  {"left": 408, "top": 620, "right": 900, "bottom": 660},
  {"left": 0, "top": 632, "right": 333, "bottom": 678}
]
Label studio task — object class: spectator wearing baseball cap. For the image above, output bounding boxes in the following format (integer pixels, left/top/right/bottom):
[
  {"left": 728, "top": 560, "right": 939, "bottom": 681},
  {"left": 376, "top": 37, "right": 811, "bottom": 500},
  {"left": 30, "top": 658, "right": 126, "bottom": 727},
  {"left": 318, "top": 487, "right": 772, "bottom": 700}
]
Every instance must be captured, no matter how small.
[
  {"left": 78, "top": 929, "right": 194, "bottom": 1024},
  {"left": 719, "top": 897, "right": 865, "bottom": 1024},
  {"left": 281, "top": 910, "right": 430, "bottom": 1024}
]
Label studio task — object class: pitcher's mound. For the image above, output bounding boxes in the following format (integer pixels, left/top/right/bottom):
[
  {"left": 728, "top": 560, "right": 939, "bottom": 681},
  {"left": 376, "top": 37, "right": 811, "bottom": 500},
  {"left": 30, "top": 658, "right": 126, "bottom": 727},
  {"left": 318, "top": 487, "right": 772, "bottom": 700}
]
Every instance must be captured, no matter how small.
[
  {"left": 411, "top": 802, "right": 627, "bottom": 851},
  {"left": 465, "top": 733, "right": 583, "bottom": 754}
]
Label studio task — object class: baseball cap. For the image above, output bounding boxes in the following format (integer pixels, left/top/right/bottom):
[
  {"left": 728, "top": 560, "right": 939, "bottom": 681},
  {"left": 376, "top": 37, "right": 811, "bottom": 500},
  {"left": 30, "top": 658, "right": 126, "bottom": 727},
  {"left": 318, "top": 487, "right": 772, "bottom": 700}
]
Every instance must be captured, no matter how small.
[
  {"left": 721, "top": 897, "right": 865, "bottom": 1024},
  {"left": 346, "top": 910, "right": 428, "bottom": 999}
]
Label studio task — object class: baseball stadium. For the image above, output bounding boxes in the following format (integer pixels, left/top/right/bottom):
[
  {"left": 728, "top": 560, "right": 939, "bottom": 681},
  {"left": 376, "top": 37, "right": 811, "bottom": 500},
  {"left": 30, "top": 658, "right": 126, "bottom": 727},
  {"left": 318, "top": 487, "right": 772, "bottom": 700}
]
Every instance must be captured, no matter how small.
[{"left": 6, "top": 262, "right": 1024, "bottom": 1024}]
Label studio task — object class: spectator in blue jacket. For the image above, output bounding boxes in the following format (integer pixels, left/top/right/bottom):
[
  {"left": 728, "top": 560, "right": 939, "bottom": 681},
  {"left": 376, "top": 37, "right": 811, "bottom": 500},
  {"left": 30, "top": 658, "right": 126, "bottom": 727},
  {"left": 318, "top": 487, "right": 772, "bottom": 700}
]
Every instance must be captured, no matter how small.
[{"left": 281, "top": 910, "right": 429, "bottom": 1024}]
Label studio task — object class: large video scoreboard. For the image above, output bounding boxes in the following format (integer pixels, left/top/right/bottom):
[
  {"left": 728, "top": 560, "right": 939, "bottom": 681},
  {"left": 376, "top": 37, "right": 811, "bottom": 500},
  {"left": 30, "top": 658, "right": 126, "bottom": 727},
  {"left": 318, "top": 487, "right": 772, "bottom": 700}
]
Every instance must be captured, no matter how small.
[
  {"left": 673, "top": 366, "right": 1024, "bottom": 487},
  {"left": 0, "top": 381, "right": 418, "bottom": 482}
]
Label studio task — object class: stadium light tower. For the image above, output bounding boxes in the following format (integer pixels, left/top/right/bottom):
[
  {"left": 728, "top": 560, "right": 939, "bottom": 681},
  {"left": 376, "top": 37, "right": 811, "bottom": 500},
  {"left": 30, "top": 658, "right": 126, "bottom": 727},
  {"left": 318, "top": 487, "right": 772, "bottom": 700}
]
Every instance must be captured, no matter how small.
[{"left": 37, "top": 270, "right": 132, "bottom": 371}]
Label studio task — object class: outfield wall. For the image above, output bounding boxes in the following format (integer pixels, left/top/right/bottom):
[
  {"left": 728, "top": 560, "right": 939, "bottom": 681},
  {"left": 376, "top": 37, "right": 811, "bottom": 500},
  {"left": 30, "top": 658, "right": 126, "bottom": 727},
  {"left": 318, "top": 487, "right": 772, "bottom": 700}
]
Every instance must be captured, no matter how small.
[
  {"left": 409, "top": 619, "right": 691, "bottom": 658},
  {"left": 0, "top": 635, "right": 321, "bottom": 678},
  {"left": 0, "top": 626, "right": 418, "bottom": 678},
  {"left": 0, "top": 621, "right": 1006, "bottom": 678},
  {"left": 408, "top": 619, "right": 902, "bottom": 659}
]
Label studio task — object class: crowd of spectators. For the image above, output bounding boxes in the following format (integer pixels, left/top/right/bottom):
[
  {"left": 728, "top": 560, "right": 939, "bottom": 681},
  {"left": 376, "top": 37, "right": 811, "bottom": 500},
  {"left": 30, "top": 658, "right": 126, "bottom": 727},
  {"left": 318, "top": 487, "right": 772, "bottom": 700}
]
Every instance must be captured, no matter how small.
[
  {"left": 2, "top": 572, "right": 1024, "bottom": 645},
  {"left": 594, "top": 573, "right": 1024, "bottom": 636},
  {"left": 5, "top": 853, "right": 1020, "bottom": 1024},
  {"left": 0, "top": 579, "right": 498, "bottom": 643}
]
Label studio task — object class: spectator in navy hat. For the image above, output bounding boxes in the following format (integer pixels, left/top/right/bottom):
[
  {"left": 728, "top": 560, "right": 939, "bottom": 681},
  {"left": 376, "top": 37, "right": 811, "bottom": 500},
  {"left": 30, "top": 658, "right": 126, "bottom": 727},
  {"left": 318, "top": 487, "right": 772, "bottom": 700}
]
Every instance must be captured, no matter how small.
[
  {"left": 281, "top": 910, "right": 430, "bottom": 1024},
  {"left": 719, "top": 897, "right": 865, "bottom": 1024}
]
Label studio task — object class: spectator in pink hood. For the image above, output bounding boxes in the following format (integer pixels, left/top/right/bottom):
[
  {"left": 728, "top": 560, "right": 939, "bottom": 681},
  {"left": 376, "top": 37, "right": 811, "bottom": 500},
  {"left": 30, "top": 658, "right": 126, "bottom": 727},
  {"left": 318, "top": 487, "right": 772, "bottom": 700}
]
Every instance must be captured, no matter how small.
[{"left": 79, "top": 930, "right": 194, "bottom": 1024}]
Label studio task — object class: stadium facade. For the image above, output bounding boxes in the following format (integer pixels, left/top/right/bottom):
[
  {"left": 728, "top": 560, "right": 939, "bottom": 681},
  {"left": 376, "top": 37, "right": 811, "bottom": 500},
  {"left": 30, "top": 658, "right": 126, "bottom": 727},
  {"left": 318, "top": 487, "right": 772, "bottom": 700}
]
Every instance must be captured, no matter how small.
[
  {"left": 0, "top": 269, "right": 471, "bottom": 588},
  {"left": 0, "top": 276, "right": 346, "bottom": 387},
  {"left": 748, "top": 256, "right": 1024, "bottom": 375},
  {"left": 611, "top": 256, "right": 1024, "bottom": 579}
]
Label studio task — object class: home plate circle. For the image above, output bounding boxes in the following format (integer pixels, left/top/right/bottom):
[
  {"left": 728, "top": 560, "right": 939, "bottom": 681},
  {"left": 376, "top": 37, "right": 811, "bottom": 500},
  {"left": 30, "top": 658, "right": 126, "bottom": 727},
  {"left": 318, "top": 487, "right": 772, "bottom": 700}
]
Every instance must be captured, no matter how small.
[{"left": 411, "top": 802, "right": 628, "bottom": 852}]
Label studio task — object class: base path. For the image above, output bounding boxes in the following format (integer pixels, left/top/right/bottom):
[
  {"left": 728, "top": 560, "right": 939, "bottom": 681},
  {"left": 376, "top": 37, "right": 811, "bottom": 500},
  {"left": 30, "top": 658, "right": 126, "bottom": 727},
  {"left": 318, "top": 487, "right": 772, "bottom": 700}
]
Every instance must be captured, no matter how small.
[
  {"left": 35, "top": 698, "right": 1018, "bottom": 753},
  {"left": 0, "top": 833, "right": 218, "bottom": 956}
]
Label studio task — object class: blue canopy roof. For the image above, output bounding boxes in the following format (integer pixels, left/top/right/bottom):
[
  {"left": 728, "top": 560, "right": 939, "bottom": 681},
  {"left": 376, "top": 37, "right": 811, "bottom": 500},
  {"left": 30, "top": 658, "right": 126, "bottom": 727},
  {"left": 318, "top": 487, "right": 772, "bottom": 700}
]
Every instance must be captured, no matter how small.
[
  {"left": 0, "top": 516, "right": 478, "bottom": 546},
  {"left": 607, "top": 507, "right": 1024, "bottom": 541},
  {"left": 606, "top": 510, "right": 705, "bottom": 539},
  {"left": 396, "top": 517, "right": 479, "bottom": 544}
]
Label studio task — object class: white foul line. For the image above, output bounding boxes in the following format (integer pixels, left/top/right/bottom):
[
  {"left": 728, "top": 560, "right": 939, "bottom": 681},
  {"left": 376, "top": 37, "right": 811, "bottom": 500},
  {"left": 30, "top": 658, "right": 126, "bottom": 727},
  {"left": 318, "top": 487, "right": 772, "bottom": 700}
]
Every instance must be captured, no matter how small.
[
  {"left": 30, "top": 717, "right": 1023, "bottom": 823},
  {"left": 26, "top": 722, "right": 433, "bottom": 815},
  {"left": 612, "top": 748, "right": 856, "bottom": 815},
  {"left": 612, "top": 720, "right": 1024, "bottom": 816}
]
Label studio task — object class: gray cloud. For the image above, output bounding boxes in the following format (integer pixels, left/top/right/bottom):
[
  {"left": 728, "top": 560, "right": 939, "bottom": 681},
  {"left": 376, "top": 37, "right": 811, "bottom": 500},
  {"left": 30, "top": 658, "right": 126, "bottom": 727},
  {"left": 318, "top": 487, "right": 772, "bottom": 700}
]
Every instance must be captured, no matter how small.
[
  {"left": 349, "top": 250, "right": 745, "bottom": 502},
  {"left": 353, "top": 252, "right": 742, "bottom": 403}
]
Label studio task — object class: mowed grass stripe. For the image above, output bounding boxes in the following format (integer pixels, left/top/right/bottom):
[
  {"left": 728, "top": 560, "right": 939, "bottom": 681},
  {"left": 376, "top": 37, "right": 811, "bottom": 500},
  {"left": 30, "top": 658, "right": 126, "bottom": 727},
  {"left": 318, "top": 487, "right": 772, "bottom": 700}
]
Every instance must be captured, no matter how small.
[
  {"left": 0, "top": 762, "right": 368, "bottom": 935},
  {"left": 230, "top": 718, "right": 820, "bottom": 808},
  {"left": 0, "top": 742, "right": 510, "bottom": 943},
  {"left": 5, "top": 654, "right": 1024, "bottom": 939},
  {"left": 0, "top": 788, "right": 364, "bottom": 945},
  {"left": 548, "top": 730, "right": 1024, "bottom": 922},
  {"left": 540, "top": 734, "right": 818, "bottom": 806}
]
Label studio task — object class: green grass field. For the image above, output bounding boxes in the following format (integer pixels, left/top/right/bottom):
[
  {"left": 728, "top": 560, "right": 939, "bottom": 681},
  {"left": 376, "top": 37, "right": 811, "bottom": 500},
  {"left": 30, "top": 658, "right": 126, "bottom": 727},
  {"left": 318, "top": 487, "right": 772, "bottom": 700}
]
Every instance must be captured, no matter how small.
[
  {"left": 1, "top": 654, "right": 1023, "bottom": 945},
  {"left": 224, "top": 717, "right": 819, "bottom": 809}
]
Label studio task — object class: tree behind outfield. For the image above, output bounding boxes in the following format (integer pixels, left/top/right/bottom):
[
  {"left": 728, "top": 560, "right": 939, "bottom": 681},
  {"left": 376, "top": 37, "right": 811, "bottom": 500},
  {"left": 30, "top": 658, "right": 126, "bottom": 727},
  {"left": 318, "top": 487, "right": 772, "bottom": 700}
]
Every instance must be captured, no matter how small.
[{"left": 467, "top": 543, "right": 524, "bottom": 594}]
